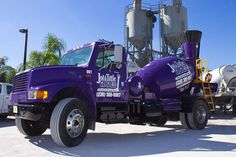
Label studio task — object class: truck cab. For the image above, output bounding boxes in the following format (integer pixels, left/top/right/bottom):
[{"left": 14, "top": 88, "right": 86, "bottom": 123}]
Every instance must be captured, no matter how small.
[
  {"left": 0, "top": 82, "right": 12, "bottom": 119},
  {"left": 9, "top": 41, "right": 131, "bottom": 145}
]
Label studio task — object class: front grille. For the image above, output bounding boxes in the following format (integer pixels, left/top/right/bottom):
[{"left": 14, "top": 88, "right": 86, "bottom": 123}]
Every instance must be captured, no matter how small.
[{"left": 13, "top": 72, "right": 29, "bottom": 92}]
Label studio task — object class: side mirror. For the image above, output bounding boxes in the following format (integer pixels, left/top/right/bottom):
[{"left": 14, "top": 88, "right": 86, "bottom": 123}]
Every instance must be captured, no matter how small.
[{"left": 114, "top": 45, "right": 123, "bottom": 63}]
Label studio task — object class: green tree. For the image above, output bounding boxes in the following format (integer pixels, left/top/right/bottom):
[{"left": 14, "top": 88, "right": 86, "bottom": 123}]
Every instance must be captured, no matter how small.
[
  {"left": 5, "top": 66, "right": 16, "bottom": 83},
  {"left": 0, "top": 57, "right": 16, "bottom": 84},
  {"left": 43, "top": 33, "right": 66, "bottom": 58},
  {"left": 16, "top": 62, "right": 31, "bottom": 72}
]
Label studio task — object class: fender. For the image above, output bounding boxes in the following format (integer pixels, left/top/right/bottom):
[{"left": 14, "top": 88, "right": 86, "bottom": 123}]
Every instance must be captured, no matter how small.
[
  {"left": 181, "top": 96, "right": 209, "bottom": 112},
  {"left": 32, "top": 81, "right": 96, "bottom": 121}
]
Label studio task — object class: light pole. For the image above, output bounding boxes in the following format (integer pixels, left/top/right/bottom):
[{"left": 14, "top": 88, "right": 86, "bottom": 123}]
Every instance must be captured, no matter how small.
[{"left": 19, "top": 28, "right": 28, "bottom": 71}]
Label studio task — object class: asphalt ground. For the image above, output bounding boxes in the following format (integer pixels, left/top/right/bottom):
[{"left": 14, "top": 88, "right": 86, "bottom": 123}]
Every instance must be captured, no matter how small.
[{"left": 0, "top": 114, "right": 235, "bottom": 157}]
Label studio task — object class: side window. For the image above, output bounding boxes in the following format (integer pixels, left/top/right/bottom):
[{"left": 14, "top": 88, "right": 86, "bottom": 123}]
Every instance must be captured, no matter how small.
[
  {"left": 96, "top": 48, "right": 104, "bottom": 68},
  {"left": 96, "top": 48, "right": 114, "bottom": 68},
  {"left": 6, "top": 85, "right": 12, "bottom": 95}
]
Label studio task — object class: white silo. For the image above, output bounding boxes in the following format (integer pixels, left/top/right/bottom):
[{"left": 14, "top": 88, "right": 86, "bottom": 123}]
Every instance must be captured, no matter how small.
[{"left": 160, "top": 0, "right": 188, "bottom": 56}]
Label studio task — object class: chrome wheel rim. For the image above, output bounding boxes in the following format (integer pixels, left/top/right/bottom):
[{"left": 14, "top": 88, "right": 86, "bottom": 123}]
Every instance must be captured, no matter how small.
[
  {"left": 66, "top": 109, "right": 84, "bottom": 138},
  {"left": 196, "top": 106, "right": 207, "bottom": 124}
]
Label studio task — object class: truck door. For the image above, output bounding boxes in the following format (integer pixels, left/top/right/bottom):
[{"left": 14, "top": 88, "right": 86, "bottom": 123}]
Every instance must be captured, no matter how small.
[
  {"left": 2, "top": 85, "right": 12, "bottom": 113},
  {"left": 0, "top": 84, "right": 3, "bottom": 113},
  {"left": 94, "top": 45, "right": 127, "bottom": 103}
]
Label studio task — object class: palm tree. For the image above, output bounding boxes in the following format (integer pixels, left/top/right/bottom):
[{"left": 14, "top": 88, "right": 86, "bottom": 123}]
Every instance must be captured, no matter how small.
[
  {"left": 0, "top": 56, "right": 8, "bottom": 66},
  {"left": 43, "top": 33, "right": 66, "bottom": 58},
  {"left": 1, "top": 34, "right": 65, "bottom": 82},
  {"left": 28, "top": 50, "right": 60, "bottom": 68},
  {"left": 17, "top": 33, "right": 65, "bottom": 71},
  {"left": 17, "top": 51, "right": 60, "bottom": 72}
]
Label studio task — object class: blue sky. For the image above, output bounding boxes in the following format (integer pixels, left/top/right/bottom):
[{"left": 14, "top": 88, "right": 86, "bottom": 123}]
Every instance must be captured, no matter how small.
[{"left": 0, "top": 0, "right": 236, "bottom": 69}]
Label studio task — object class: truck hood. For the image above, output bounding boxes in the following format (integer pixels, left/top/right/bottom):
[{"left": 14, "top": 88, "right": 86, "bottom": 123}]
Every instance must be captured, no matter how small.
[{"left": 29, "top": 65, "right": 88, "bottom": 87}]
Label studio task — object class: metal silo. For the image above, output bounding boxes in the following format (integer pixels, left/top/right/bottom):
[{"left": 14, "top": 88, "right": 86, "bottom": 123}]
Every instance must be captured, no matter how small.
[
  {"left": 125, "top": 0, "right": 157, "bottom": 67},
  {"left": 127, "top": 7, "right": 153, "bottom": 51},
  {"left": 125, "top": 0, "right": 188, "bottom": 68},
  {"left": 160, "top": 0, "right": 188, "bottom": 56}
]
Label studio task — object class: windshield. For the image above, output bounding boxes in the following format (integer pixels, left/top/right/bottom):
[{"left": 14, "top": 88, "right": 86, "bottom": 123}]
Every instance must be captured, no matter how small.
[{"left": 61, "top": 46, "right": 93, "bottom": 66}]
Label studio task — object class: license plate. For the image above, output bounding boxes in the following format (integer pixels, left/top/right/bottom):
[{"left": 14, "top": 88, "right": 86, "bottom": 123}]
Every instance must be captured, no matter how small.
[{"left": 13, "top": 106, "right": 18, "bottom": 114}]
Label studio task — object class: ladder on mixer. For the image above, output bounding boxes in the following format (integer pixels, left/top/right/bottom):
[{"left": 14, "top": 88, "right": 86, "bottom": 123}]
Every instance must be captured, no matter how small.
[{"left": 195, "top": 59, "right": 215, "bottom": 111}]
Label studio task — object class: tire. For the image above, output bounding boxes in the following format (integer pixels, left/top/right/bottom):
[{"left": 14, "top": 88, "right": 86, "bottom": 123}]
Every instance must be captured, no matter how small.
[
  {"left": 233, "top": 104, "right": 236, "bottom": 114},
  {"left": 15, "top": 118, "right": 47, "bottom": 136},
  {"left": 233, "top": 97, "right": 236, "bottom": 115},
  {"left": 187, "top": 100, "right": 209, "bottom": 130},
  {"left": 179, "top": 112, "right": 191, "bottom": 129},
  {"left": 0, "top": 115, "right": 8, "bottom": 120},
  {"left": 50, "top": 98, "right": 89, "bottom": 147},
  {"left": 149, "top": 116, "right": 168, "bottom": 127}
]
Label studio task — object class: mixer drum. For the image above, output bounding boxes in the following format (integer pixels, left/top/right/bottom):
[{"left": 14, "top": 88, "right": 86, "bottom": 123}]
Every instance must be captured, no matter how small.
[{"left": 136, "top": 56, "right": 195, "bottom": 98}]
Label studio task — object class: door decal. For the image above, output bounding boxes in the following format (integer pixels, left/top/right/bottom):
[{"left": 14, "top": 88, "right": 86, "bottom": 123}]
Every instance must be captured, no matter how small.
[{"left": 96, "top": 73, "right": 121, "bottom": 97}]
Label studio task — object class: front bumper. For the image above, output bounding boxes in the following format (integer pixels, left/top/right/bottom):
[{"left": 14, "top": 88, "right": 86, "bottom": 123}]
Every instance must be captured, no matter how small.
[{"left": 8, "top": 104, "right": 45, "bottom": 121}]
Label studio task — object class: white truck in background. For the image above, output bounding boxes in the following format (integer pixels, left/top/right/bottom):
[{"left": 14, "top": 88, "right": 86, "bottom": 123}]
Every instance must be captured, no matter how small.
[
  {"left": 0, "top": 83, "right": 13, "bottom": 119},
  {"left": 208, "top": 65, "right": 236, "bottom": 114}
]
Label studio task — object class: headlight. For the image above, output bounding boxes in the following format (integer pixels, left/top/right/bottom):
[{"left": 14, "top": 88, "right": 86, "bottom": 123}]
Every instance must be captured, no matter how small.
[{"left": 28, "top": 90, "right": 48, "bottom": 100}]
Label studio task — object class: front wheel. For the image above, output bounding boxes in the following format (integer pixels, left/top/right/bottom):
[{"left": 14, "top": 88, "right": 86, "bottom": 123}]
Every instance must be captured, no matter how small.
[
  {"left": 50, "top": 98, "right": 89, "bottom": 147},
  {"left": 15, "top": 118, "right": 47, "bottom": 136}
]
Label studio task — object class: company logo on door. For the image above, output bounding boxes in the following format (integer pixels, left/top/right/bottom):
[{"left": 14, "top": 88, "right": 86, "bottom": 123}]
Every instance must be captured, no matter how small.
[
  {"left": 96, "top": 73, "right": 121, "bottom": 98},
  {"left": 97, "top": 73, "right": 120, "bottom": 89}
]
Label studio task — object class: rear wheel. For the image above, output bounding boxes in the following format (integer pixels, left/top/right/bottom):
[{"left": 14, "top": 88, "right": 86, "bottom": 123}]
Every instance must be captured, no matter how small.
[
  {"left": 15, "top": 118, "right": 47, "bottom": 136},
  {"left": 50, "top": 98, "right": 89, "bottom": 147},
  {"left": 233, "top": 104, "right": 236, "bottom": 114},
  {"left": 187, "top": 100, "right": 209, "bottom": 130},
  {"left": 233, "top": 97, "right": 236, "bottom": 115},
  {"left": 179, "top": 112, "right": 191, "bottom": 129},
  {"left": 180, "top": 99, "right": 209, "bottom": 130}
]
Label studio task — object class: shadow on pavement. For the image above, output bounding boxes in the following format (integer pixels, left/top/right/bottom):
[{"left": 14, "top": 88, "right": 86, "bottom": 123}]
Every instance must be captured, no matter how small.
[
  {"left": 26, "top": 124, "right": 236, "bottom": 157},
  {"left": 210, "top": 113, "right": 236, "bottom": 120},
  {"left": 0, "top": 118, "right": 15, "bottom": 128}
]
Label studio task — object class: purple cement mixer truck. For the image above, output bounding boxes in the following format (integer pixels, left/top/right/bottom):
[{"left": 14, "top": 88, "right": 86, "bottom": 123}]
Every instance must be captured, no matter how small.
[{"left": 9, "top": 30, "right": 216, "bottom": 147}]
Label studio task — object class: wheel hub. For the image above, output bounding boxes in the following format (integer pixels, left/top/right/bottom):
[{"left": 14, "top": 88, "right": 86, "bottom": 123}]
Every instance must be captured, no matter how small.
[
  {"left": 196, "top": 106, "right": 207, "bottom": 124},
  {"left": 66, "top": 109, "right": 84, "bottom": 138}
]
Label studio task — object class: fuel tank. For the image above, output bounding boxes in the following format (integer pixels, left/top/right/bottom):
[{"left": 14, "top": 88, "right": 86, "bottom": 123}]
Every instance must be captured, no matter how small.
[{"left": 136, "top": 56, "right": 195, "bottom": 98}]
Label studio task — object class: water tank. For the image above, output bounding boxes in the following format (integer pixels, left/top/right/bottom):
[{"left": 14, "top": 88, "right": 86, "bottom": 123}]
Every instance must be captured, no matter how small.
[
  {"left": 136, "top": 56, "right": 195, "bottom": 98},
  {"left": 127, "top": 10, "right": 154, "bottom": 51},
  {"left": 209, "top": 65, "right": 236, "bottom": 95},
  {"left": 160, "top": 3, "right": 188, "bottom": 52}
]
